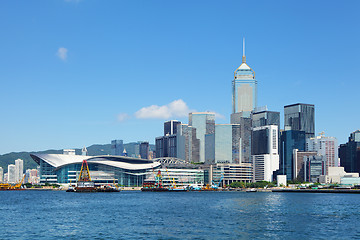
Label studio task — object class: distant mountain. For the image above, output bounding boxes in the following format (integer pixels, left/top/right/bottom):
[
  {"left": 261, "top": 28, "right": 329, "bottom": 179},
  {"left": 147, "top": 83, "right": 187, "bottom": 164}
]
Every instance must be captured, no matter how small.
[{"left": 0, "top": 143, "right": 155, "bottom": 173}]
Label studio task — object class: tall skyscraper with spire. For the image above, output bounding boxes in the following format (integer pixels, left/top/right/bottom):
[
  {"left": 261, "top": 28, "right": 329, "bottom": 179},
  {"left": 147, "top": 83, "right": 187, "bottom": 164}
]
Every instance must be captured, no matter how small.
[{"left": 232, "top": 39, "right": 257, "bottom": 114}]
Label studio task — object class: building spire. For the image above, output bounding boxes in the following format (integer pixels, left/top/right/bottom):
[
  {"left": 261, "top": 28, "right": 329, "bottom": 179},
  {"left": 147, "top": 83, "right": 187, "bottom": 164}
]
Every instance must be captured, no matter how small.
[{"left": 242, "top": 37, "right": 246, "bottom": 63}]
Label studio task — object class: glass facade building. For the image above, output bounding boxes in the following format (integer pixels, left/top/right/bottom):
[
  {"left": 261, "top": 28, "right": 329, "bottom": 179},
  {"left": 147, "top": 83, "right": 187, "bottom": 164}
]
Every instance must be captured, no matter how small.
[
  {"left": 189, "top": 112, "right": 215, "bottom": 163},
  {"left": 30, "top": 153, "right": 161, "bottom": 186},
  {"left": 111, "top": 140, "right": 124, "bottom": 156},
  {"left": 230, "top": 112, "right": 252, "bottom": 164},
  {"left": 280, "top": 130, "right": 306, "bottom": 180},
  {"left": 232, "top": 53, "right": 257, "bottom": 114},
  {"left": 284, "top": 103, "right": 315, "bottom": 139},
  {"left": 339, "top": 130, "right": 360, "bottom": 174},
  {"left": 205, "top": 124, "right": 241, "bottom": 164},
  {"left": 164, "top": 120, "right": 181, "bottom": 136},
  {"left": 139, "top": 142, "right": 149, "bottom": 159}
]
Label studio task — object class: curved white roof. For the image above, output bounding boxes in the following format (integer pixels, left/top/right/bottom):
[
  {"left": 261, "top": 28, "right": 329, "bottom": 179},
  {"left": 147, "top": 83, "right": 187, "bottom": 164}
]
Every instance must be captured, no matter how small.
[{"left": 30, "top": 153, "right": 161, "bottom": 171}]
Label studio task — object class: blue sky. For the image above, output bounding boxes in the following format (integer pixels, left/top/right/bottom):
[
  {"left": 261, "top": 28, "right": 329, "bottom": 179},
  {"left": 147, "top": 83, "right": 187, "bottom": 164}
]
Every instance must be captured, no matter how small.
[{"left": 1, "top": 1, "right": 359, "bottom": 154}]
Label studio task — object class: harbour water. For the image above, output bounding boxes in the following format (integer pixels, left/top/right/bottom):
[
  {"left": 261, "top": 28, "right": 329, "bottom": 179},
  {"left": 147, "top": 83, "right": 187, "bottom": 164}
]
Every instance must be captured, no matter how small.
[{"left": 1, "top": 191, "right": 360, "bottom": 239}]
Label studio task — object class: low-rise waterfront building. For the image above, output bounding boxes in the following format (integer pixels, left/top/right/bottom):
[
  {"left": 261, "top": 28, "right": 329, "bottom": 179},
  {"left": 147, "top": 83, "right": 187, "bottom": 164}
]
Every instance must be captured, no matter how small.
[
  {"left": 210, "top": 163, "right": 252, "bottom": 186},
  {"left": 30, "top": 153, "right": 161, "bottom": 187},
  {"left": 319, "top": 167, "right": 359, "bottom": 184}
]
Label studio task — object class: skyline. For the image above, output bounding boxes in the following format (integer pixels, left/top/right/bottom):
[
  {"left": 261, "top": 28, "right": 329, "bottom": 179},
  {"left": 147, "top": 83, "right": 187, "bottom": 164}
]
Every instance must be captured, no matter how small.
[{"left": 1, "top": 1, "right": 360, "bottom": 154}]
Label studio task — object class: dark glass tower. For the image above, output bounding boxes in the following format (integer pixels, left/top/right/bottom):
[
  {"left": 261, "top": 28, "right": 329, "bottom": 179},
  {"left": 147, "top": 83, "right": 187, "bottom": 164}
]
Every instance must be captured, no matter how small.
[
  {"left": 339, "top": 130, "right": 360, "bottom": 174},
  {"left": 280, "top": 130, "right": 306, "bottom": 180},
  {"left": 284, "top": 103, "right": 315, "bottom": 139}
]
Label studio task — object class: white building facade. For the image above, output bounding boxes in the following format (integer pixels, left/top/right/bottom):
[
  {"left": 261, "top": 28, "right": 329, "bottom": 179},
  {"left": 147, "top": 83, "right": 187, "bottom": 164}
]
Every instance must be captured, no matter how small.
[
  {"left": 7, "top": 164, "right": 16, "bottom": 183},
  {"left": 306, "top": 133, "right": 338, "bottom": 173},
  {"left": 15, "top": 159, "right": 24, "bottom": 183},
  {"left": 252, "top": 125, "right": 279, "bottom": 182}
]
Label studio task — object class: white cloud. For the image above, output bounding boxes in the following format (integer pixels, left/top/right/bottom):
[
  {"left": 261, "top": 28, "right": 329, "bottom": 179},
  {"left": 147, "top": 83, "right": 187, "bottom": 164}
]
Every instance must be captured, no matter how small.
[
  {"left": 135, "top": 99, "right": 192, "bottom": 119},
  {"left": 56, "top": 47, "right": 68, "bottom": 61},
  {"left": 214, "top": 112, "right": 225, "bottom": 119},
  {"left": 117, "top": 113, "right": 130, "bottom": 122}
]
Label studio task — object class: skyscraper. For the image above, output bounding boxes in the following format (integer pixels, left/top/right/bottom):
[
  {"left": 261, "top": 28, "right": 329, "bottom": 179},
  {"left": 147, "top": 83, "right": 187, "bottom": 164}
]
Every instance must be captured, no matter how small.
[
  {"left": 140, "top": 142, "right": 149, "bottom": 159},
  {"left": 0, "top": 167, "right": 3, "bottom": 183},
  {"left": 15, "top": 159, "right": 23, "bottom": 183},
  {"left": 176, "top": 124, "right": 199, "bottom": 162},
  {"left": 230, "top": 112, "right": 252, "bottom": 164},
  {"left": 111, "top": 140, "right": 124, "bottom": 156},
  {"left": 232, "top": 39, "right": 257, "bottom": 114},
  {"left": 284, "top": 103, "right": 315, "bottom": 139},
  {"left": 306, "top": 133, "right": 338, "bottom": 173},
  {"left": 189, "top": 112, "right": 215, "bottom": 163},
  {"left": 205, "top": 124, "right": 241, "bottom": 164},
  {"left": 164, "top": 120, "right": 181, "bottom": 136},
  {"left": 252, "top": 125, "right": 279, "bottom": 182},
  {"left": 8, "top": 164, "right": 16, "bottom": 183},
  {"left": 339, "top": 130, "right": 360, "bottom": 174},
  {"left": 280, "top": 130, "right": 306, "bottom": 180}
]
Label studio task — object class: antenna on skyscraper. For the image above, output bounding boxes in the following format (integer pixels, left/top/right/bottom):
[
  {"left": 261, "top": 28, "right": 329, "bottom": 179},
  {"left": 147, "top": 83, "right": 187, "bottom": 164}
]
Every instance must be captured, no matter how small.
[{"left": 242, "top": 37, "right": 246, "bottom": 63}]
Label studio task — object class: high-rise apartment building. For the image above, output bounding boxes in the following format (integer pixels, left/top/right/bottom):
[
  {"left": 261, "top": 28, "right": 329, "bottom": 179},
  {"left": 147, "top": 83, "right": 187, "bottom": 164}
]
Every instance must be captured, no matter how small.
[
  {"left": 8, "top": 164, "right": 16, "bottom": 183},
  {"left": 111, "top": 140, "right": 124, "bottom": 156},
  {"left": 339, "top": 130, "right": 360, "bottom": 174},
  {"left": 252, "top": 125, "right": 279, "bottom": 182},
  {"left": 82, "top": 146, "right": 88, "bottom": 156},
  {"left": 0, "top": 167, "right": 3, "bottom": 183},
  {"left": 15, "top": 159, "right": 23, "bottom": 183},
  {"left": 284, "top": 103, "right": 315, "bottom": 139},
  {"left": 232, "top": 39, "right": 257, "bottom": 114},
  {"left": 306, "top": 133, "right": 338, "bottom": 173},
  {"left": 189, "top": 112, "right": 215, "bottom": 163}
]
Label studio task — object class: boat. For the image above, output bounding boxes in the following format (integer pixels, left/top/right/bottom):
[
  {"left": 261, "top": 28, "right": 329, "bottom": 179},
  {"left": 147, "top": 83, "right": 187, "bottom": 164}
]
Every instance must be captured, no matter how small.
[
  {"left": 0, "top": 174, "right": 25, "bottom": 191},
  {"left": 67, "top": 160, "right": 120, "bottom": 193},
  {"left": 246, "top": 188, "right": 257, "bottom": 192}
]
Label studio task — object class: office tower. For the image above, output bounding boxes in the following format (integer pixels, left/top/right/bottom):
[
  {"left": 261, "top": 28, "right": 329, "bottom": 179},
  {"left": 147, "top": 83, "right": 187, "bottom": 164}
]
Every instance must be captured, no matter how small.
[
  {"left": 155, "top": 135, "right": 177, "bottom": 158},
  {"left": 0, "top": 167, "right": 3, "bottom": 182},
  {"left": 252, "top": 108, "right": 280, "bottom": 129},
  {"left": 8, "top": 164, "right": 16, "bottom": 183},
  {"left": 156, "top": 121, "right": 182, "bottom": 159},
  {"left": 252, "top": 125, "right": 279, "bottom": 182},
  {"left": 280, "top": 130, "right": 306, "bottom": 180},
  {"left": 339, "top": 130, "right": 360, "bottom": 174},
  {"left": 82, "top": 146, "right": 88, "bottom": 156},
  {"left": 232, "top": 39, "right": 257, "bottom": 114},
  {"left": 230, "top": 112, "right": 252, "bottom": 164},
  {"left": 306, "top": 133, "right": 338, "bottom": 173},
  {"left": 111, "top": 140, "right": 124, "bottom": 156},
  {"left": 292, "top": 149, "right": 317, "bottom": 182},
  {"left": 284, "top": 103, "right": 315, "bottom": 139},
  {"left": 164, "top": 120, "right": 181, "bottom": 136},
  {"left": 15, "top": 159, "right": 24, "bottom": 183},
  {"left": 140, "top": 142, "right": 149, "bottom": 159},
  {"left": 205, "top": 124, "right": 241, "bottom": 164},
  {"left": 189, "top": 112, "right": 215, "bottom": 163},
  {"left": 303, "top": 155, "right": 326, "bottom": 182},
  {"left": 177, "top": 124, "right": 199, "bottom": 162}
]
